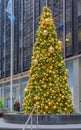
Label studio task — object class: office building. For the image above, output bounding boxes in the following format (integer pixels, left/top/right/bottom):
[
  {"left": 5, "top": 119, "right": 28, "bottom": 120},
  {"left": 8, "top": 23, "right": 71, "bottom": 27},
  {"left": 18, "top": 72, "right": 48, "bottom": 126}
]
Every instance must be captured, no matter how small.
[{"left": 0, "top": 0, "right": 81, "bottom": 112}]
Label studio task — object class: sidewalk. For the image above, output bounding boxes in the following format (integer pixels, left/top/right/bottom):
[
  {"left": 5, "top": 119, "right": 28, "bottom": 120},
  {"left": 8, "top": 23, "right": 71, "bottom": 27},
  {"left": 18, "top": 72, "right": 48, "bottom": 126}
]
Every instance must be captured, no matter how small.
[{"left": 0, "top": 118, "right": 81, "bottom": 130}]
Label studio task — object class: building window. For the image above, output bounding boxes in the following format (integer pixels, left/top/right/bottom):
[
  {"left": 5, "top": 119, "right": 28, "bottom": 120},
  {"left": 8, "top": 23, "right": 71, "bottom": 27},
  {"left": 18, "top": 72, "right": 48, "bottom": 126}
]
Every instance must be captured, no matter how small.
[
  {"left": 65, "top": 1, "right": 72, "bottom": 46},
  {"left": 66, "top": 60, "right": 74, "bottom": 103}
]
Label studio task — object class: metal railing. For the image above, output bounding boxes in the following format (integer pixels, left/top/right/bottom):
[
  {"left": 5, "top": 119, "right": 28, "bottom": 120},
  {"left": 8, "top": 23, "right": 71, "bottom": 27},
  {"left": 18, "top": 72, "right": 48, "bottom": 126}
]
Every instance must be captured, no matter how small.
[{"left": 22, "top": 104, "right": 38, "bottom": 130}]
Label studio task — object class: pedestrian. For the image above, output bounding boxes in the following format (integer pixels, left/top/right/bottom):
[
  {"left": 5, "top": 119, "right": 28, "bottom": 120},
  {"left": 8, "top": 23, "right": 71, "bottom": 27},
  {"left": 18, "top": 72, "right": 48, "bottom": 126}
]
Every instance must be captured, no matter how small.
[{"left": 14, "top": 98, "right": 20, "bottom": 112}]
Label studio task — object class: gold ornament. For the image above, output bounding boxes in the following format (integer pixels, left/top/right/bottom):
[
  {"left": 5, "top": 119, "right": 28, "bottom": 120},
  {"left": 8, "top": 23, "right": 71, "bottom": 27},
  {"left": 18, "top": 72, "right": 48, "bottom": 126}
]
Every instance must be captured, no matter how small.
[
  {"left": 58, "top": 40, "right": 62, "bottom": 44},
  {"left": 24, "top": 88, "right": 27, "bottom": 92},
  {"left": 43, "top": 30, "right": 48, "bottom": 36},
  {"left": 48, "top": 102, "right": 52, "bottom": 106},
  {"left": 41, "top": 42, "right": 44, "bottom": 45},
  {"left": 61, "top": 60, "right": 64, "bottom": 64},
  {"left": 55, "top": 46, "right": 59, "bottom": 50},
  {"left": 58, "top": 47, "right": 61, "bottom": 51},
  {"left": 52, "top": 90, "right": 55, "bottom": 94},
  {"left": 34, "top": 96, "right": 38, "bottom": 101},
  {"left": 62, "top": 95, "right": 64, "bottom": 99},
  {"left": 60, "top": 103, "right": 63, "bottom": 106},
  {"left": 42, "top": 21, "right": 44, "bottom": 24},
  {"left": 64, "top": 108, "right": 67, "bottom": 111},
  {"left": 45, "top": 18, "right": 49, "bottom": 23},
  {"left": 38, "top": 105, "right": 41, "bottom": 109},
  {"left": 65, "top": 69, "right": 69, "bottom": 74},
  {"left": 33, "top": 59, "right": 38, "bottom": 65},
  {"left": 48, "top": 46, "right": 54, "bottom": 53},
  {"left": 32, "top": 56, "right": 34, "bottom": 60},
  {"left": 53, "top": 106, "right": 56, "bottom": 109},
  {"left": 44, "top": 94, "right": 46, "bottom": 97},
  {"left": 64, "top": 76, "right": 67, "bottom": 80},
  {"left": 49, "top": 83, "right": 52, "bottom": 86},
  {"left": 50, "top": 66, "right": 53, "bottom": 69},
  {"left": 43, "top": 84, "right": 46, "bottom": 88},
  {"left": 45, "top": 106, "right": 48, "bottom": 110}
]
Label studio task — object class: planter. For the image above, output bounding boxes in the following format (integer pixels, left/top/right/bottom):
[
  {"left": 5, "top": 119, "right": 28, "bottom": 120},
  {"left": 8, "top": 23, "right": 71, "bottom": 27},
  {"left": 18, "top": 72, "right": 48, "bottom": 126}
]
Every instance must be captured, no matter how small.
[
  {"left": 0, "top": 108, "right": 9, "bottom": 118},
  {"left": 3, "top": 113, "right": 81, "bottom": 124}
]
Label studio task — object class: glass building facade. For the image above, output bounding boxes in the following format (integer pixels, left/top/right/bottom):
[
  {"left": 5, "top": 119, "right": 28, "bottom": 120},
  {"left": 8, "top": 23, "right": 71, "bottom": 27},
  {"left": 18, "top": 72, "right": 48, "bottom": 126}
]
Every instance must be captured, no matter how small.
[{"left": 0, "top": 0, "right": 81, "bottom": 112}]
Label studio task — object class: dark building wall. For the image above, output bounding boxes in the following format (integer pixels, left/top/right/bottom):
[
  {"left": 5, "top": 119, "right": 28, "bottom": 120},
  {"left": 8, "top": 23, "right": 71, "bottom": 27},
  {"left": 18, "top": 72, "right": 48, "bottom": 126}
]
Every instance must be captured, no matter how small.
[
  {"left": 72, "top": 0, "right": 78, "bottom": 55},
  {"left": 23, "top": 0, "right": 33, "bottom": 72},
  {"left": 78, "top": 0, "right": 81, "bottom": 52},
  {"left": 0, "top": 0, "right": 34, "bottom": 78},
  {"left": 65, "top": 0, "right": 73, "bottom": 57},
  {"left": 0, "top": 0, "right": 80, "bottom": 79}
]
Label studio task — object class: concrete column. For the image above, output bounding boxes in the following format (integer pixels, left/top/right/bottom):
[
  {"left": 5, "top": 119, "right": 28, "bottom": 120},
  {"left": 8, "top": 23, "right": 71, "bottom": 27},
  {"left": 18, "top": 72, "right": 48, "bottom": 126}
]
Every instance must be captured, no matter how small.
[
  {"left": 78, "top": 57, "right": 81, "bottom": 112},
  {"left": 73, "top": 58, "right": 80, "bottom": 112}
]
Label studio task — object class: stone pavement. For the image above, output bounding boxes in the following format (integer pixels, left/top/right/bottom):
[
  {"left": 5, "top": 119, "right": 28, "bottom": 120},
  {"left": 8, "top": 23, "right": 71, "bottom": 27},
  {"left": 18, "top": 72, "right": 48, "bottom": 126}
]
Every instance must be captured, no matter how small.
[{"left": 0, "top": 118, "right": 81, "bottom": 130}]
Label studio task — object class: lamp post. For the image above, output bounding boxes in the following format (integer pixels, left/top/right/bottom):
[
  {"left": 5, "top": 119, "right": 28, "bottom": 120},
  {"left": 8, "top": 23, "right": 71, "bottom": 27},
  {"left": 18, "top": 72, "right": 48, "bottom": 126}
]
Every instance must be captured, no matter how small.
[{"left": 10, "top": 0, "right": 14, "bottom": 112}]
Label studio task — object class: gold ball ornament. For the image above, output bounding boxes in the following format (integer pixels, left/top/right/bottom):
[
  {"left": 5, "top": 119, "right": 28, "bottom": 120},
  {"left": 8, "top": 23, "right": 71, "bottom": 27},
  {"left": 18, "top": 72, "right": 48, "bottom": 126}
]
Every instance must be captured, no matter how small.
[
  {"left": 33, "top": 59, "right": 38, "bottom": 65},
  {"left": 48, "top": 102, "right": 52, "bottom": 106},
  {"left": 58, "top": 63, "right": 61, "bottom": 67},
  {"left": 45, "top": 106, "right": 48, "bottom": 110},
  {"left": 58, "top": 40, "right": 62, "bottom": 44},
  {"left": 65, "top": 84, "right": 68, "bottom": 88},
  {"left": 65, "top": 69, "right": 69, "bottom": 74},
  {"left": 43, "top": 84, "right": 47, "bottom": 88},
  {"left": 44, "top": 94, "right": 46, "bottom": 97},
  {"left": 49, "top": 83, "right": 52, "bottom": 86},
  {"left": 52, "top": 90, "right": 55, "bottom": 94},
  {"left": 50, "top": 66, "right": 53, "bottom": 69},
  {"left": 41, "top": 21, "right": 44, "bottom": 25},
  {"left": 55, "top": 46, "right": 59, "bottom": 50},
  {"left": 43, "top": 112, "right": 46, "bottom": 114},
  {"left": 60, "top": 103, "right": 63, "bottom": 106},
  {"left": 64, "top": 76, "right": 68, "bottom": 80},
  {"left": 53, "top": 106, "right": 56, "bottom": 109},
  {"left": 61, "top": 60, "right": 64, "bottom": 64},
  {"left": 58, "top": 47, "right": 61, "bottom": 51},
  {"left": 38, "top": 105, "right": 41, "bottom": 109},
  {"left": 64, "top": 108, "right": 67, "bottom": 111},
  {"left": 32, "top": 56, "right": 34, "bottom": 60},
  {"left": 34, "top": 96, "right": 38, "bottom": 101},
  {"left": 43, "top": 30, "right": 48, "bottom": 36},
  {"left": 45, "top": 18, "right": 49, "bottom": 23},
  {"left": 62, "top": 95, "right": 64, "bottom": 99},
  {"left": 41, "top": 42, "right": 44, "bottom": 45},
  {"left": 48, "top": 46, "right": 54, "bottom": 53}
]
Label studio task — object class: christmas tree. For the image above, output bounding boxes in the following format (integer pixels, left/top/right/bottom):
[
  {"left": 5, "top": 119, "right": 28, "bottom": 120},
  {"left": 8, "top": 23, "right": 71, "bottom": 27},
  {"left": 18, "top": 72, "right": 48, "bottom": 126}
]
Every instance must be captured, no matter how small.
[{"left": 23, "top": 7, "right": 74, "bottom": 114}]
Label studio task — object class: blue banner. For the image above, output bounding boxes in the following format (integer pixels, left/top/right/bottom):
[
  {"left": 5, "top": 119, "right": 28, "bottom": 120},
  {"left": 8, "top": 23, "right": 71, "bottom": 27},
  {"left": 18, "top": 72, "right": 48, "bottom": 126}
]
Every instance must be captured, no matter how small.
[{"left": 5, "top": 0, "right": 15, "bottom": 22}]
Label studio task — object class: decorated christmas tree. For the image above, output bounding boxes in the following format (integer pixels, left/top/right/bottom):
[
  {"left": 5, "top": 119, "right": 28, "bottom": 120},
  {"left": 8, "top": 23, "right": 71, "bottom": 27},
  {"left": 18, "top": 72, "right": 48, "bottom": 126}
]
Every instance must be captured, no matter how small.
[{"left": 23, "top": 7, "right": 74, "bottom": 114}]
